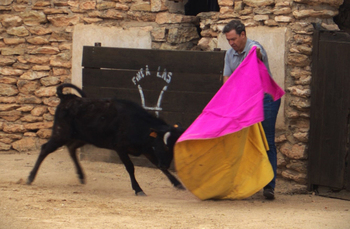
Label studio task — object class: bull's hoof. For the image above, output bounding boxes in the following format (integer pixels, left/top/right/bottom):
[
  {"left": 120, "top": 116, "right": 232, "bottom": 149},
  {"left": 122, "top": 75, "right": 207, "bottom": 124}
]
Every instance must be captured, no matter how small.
[
  {"left": 79, "top": 178, "right": 85, "bottom": 184},
  {"left": 175, "top": 184, "right": 186, "bottom": 190},
  {"left": 136, "top": 191, "right": 147, "bottom": 196},
  {"left": 26, "top": 177, "right": 33, "bottom": 185}
]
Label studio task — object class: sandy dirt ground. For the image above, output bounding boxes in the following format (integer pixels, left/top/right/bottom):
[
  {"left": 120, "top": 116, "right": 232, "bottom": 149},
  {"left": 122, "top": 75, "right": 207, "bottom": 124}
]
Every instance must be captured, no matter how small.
[{"left": 0, "top": 148, "right": 350, "bottom": 229}]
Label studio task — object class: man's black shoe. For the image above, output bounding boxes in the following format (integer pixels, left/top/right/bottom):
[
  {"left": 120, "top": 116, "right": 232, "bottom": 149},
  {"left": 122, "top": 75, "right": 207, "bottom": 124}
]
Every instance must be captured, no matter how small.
[{"left": 263, "top": 188, "right": 275, "bottom": 200}]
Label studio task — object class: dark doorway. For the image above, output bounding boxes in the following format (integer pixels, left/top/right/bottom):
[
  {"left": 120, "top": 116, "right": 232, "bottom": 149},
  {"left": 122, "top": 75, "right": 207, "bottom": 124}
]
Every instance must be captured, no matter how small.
[
  {"left": 184, "top": 0, "right": 219, "bottom": 16},
  {"left": 334, "top": 0, "right": 350, "bottom": 34},
  {"left": 184, "top": 0, "right": 220, "bottom": 39}
]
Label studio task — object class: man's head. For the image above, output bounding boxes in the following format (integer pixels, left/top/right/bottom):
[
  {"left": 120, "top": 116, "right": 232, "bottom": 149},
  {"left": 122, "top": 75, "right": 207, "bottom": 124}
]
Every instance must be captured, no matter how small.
[{"left": 223, "top": 20, "right": 247, "bottom": 53}]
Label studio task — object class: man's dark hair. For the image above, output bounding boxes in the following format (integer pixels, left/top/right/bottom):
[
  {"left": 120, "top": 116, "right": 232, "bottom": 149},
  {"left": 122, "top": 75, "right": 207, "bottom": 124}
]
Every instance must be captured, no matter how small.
[{"left": 222, "top": 20, "right": 246, "bottom": 35}]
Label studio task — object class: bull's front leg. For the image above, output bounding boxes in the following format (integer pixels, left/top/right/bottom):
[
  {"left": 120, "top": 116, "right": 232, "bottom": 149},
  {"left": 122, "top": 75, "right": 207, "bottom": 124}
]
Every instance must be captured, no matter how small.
[
  {"left": 143, "top": 152, "right": 185, "bottom": 190},
  {"left": 116, "top": 151, "right": 145, "bottom": 196},
  {"left": 160, "top": 169, "right": 185, "bottom": 190}
]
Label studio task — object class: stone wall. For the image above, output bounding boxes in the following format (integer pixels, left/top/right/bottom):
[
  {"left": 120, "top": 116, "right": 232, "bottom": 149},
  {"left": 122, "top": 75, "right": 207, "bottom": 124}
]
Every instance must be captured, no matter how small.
[{"left": 0, "top": 0, "right": 345, "bottom": 189}]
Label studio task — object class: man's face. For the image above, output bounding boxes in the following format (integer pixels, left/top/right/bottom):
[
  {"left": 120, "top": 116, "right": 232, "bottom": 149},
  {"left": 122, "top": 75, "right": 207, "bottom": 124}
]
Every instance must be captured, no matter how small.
[{"left": 225, "top": 29, "right": 246, "bottom": 53}]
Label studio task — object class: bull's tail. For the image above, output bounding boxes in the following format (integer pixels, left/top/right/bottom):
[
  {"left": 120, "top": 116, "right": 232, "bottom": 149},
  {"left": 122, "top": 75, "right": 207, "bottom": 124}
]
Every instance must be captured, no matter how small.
[{"left": 56, "top": 83, "right": 87, "bottom": 99}]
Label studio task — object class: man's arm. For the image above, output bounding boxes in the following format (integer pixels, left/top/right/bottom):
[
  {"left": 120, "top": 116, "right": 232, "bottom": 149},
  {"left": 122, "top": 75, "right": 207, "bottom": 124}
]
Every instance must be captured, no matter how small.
[{"left": 223, "top": 76, "right": 229, "bottom": 84}]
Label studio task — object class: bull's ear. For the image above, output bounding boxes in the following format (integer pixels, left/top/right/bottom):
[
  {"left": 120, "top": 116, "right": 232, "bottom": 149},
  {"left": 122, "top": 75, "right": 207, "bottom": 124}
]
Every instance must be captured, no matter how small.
[
  {"left": 173, "top": 122, "right": 183, "bottom": 129},
  {"left": 149, "top": 128, "right": 158, "bottom": 138},
  {"left": 150, "top": 132, "right": 157, "bottom": 138},
  {"left": 173, "top": 122, "right": 182, "bottom": 128}
]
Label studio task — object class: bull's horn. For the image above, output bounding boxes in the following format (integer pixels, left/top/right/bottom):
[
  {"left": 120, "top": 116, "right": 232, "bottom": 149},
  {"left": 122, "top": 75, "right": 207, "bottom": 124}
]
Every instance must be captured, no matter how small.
[{"left": 163, "top": 132, "right": 171, "bottom": 145}]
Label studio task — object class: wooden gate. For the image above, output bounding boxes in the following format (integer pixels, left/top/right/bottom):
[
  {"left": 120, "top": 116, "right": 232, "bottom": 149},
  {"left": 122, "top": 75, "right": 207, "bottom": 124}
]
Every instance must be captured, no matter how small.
[
  {"left": 80, "top": 46, "right": 225, "bottom": 166},
  {"left": 308, "top": 30, "right": 350, "bottom": 198},
  {"left": 82, "top": 46, "right": 225, "bottom": 128}
]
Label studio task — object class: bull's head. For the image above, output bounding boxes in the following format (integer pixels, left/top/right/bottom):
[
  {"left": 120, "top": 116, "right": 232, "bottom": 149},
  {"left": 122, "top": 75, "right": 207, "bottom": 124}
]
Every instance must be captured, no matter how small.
[{"left": 150, "top": 124, "right": 185, "bottom": 169}]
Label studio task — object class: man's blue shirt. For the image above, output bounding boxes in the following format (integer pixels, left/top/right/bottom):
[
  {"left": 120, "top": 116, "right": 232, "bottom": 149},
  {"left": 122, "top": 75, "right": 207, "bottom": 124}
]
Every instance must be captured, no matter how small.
[{"left": 223, "top": 38, "right": 272, "bottom": 78}]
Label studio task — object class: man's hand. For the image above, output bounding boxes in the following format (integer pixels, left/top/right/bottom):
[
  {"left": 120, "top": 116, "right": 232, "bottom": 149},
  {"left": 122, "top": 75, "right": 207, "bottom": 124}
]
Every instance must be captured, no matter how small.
[
  {"left": 256, "top": 47, "right": 263, "bottom": 60},
  {"left": 249, "top": 46, "right": 263, "bottom": 60}
]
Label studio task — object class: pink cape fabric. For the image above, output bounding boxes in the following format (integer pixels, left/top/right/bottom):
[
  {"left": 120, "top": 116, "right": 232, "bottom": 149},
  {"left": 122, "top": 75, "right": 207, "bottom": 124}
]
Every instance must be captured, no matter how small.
[
  {"left": 177, "top": 46, "right": 285, "bottom": 142},
  {"left": 174, "top": 47, "right": 285, "bottom": 200}
]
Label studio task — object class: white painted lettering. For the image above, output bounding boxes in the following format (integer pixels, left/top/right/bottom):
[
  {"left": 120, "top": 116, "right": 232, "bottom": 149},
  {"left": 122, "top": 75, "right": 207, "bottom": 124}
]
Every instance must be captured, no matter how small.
[
  {"left": 145, "top": 65, "right": 151, "bottom": 76},
  {"left": 132, "top": 77, "right": 137, "bottom": 85},
  {"left": 132, "top": 65, "right": 172, "bottom": 117},
  {"left": 166, "top": 72, "right": 172, "bottom": 83}
]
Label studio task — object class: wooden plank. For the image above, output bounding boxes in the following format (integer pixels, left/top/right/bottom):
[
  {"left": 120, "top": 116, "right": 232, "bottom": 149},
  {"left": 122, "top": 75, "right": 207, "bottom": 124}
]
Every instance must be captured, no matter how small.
[
  {"left": 82, "top": 86, "right": 215, "bottom": 113},
  {"left": 83, "top": 68, "right": 222, "bottom": 92},
  {"left": 319, "top": 41, "right": 345, "bottom": 188},
  {"left": 319, "top": 30, "right": 350, "bottom": 43},
  {"left": 309, "top": 30, "right": 350, "bottom": 191},
  {"left": 82, "top": 46, "right": 226, "bottom": 75},
  {"left": 83, "top": 86, "right": 142, "bottom": 100},
  {"left": 160, "top": 111, "right": 200, "bottom": 127},
  {"left": 308, "top": 29, "right": 323, "bottom": 190},
  {"left": 339, "top": 40, "right": 350, "bottom": 191},
  {"left": 82, "top": 84, "right": 216, "bottom": 128},
  {"left": 309, "top": 41, "right": 343, "bottom": 189}
]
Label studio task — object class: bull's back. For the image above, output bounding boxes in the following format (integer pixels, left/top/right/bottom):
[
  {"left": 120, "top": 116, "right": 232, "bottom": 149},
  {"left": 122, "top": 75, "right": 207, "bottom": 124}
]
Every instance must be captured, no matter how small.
[{"left": 56, "top": 97, "right": 164, "bottom": 149}]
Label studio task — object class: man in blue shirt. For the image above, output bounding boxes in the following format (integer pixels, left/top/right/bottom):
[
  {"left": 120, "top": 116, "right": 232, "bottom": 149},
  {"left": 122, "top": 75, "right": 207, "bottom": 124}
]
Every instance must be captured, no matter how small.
[{"left": 222, "top": 20, "right": 281, "bottom": 200}]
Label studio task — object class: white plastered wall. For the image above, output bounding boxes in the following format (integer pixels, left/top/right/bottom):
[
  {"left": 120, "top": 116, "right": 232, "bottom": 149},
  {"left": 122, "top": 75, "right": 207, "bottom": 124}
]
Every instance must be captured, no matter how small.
[{"left": 217, "top": 27, "right": 286, "bottom": 130}]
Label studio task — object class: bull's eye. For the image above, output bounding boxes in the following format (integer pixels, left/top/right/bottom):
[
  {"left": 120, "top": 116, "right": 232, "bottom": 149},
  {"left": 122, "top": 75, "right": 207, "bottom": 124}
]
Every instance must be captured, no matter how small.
[{"left": 163, "top": 132, "right": 171, "bottom": 145}]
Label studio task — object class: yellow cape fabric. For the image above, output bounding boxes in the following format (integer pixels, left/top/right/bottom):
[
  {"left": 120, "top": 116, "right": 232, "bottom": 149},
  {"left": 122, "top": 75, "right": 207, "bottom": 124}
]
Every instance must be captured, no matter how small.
[{"left": 174, "top": 122, "right": 273, "bottom": 200}]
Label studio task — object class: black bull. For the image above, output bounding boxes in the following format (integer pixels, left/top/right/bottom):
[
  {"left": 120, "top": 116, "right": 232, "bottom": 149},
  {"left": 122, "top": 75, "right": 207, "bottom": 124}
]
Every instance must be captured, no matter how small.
[{"left": 27, "top": 83, "right": 185, "bottom": 196}]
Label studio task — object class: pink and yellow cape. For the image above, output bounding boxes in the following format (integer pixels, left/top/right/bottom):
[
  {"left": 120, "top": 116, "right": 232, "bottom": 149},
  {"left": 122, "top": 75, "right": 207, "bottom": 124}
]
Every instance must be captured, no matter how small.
[{"left": 174, "top": 47, "right": 285, "bottom": 200}]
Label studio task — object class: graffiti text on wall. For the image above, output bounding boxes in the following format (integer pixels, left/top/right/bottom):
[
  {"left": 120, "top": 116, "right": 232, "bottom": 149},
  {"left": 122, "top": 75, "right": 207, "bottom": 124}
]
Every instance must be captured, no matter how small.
[{"left": 132, "top": 65, "right": 172, "bottom": 117}]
